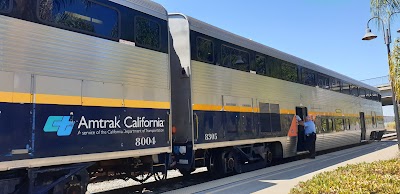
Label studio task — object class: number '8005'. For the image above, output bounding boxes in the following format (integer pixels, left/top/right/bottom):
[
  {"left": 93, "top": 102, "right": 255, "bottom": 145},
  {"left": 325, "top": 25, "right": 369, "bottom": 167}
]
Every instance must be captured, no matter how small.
[{"left": 135, "top": 137, "right": 156, "bottom": 146}]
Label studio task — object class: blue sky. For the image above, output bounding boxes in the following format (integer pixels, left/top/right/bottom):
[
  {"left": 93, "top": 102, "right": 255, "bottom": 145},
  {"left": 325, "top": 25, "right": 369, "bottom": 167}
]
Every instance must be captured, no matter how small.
[{"left": 153, "top": 0, "right": 396, "bottom": 116}]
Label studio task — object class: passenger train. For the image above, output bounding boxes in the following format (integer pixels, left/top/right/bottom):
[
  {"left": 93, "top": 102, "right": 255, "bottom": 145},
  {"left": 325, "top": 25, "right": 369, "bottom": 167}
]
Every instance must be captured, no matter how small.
[{"left": 0, "top": 0, "right": 384, "bottom": 193}]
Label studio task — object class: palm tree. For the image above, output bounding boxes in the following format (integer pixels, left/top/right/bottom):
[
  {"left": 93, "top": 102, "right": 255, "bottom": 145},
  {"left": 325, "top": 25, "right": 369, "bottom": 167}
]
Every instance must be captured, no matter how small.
[{"left": 370, "top": 0, "right": 400, "bottom": 100}]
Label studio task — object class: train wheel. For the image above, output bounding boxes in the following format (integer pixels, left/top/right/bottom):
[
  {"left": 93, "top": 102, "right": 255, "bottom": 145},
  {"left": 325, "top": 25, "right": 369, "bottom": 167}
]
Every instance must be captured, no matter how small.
[
  {"left": 206, "top": 152, "right": 216, "bottom": 173},
  {"left": 178, "top": 168, "right": 195, "bottom": 176},
  {"left": 263, "top": 147, "right": 273, "bottom": 167},
  {"left": 233, "top": 153, "right": 243, "bottom": 174}
]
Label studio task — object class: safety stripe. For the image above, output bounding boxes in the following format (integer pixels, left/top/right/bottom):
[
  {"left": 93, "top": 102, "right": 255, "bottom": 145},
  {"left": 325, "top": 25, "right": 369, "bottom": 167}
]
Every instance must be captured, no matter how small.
[
  {"left": 0, "top": 92, "right": 170, "bottom": 109},
  {"left": 0, "top": 91, "right": 32, "bottom": 103}
]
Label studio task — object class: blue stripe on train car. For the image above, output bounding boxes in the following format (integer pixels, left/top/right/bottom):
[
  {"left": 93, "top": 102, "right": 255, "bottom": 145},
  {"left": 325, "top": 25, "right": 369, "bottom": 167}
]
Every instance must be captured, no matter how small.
[
  {"left": 194, "top": 110, "right": 293, "bottom": 144},
  {"left": 0, "top": 103, "right": 170, "bottom": 162},
  {"left": 0, "top": 103, "right": 32, "bottom": 161}
]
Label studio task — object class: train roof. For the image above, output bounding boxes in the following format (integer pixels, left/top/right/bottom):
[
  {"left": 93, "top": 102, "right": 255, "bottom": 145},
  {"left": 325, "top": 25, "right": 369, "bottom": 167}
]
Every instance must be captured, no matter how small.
[
  {"left": 111, "top": 0, "right": 167, "bottom": 20},
  {"left": 169, "top": 13, "right": 379, "bottom": 93}
]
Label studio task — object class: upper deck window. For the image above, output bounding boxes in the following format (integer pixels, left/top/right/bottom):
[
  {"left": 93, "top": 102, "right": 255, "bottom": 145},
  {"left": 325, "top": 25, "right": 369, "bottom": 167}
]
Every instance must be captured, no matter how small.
[
  {"left": 0, "top": 0, "right": 11, "bottom": 12},
  {"left": 221, "top": 45, "right": 249, "bottom": 71},
  {"left": 135, "top": 16, "right": 161, "bottom": 50},
  {"left": 302, "top": 68, "right": 316, "bottom": 86},
  {"left": 317, "top": 74, "right": 330, "bottom": 89},
  {"left": 38, "top": 0, "right": 119, "bottom": 40},
  {"left": 255, "top": 55, "right": 270, "bottom": 76},
  {"left": 342, "top": 82, "right": 350, "bottom": 94},
  {"left": 281, "top": 62, "right": 298, "bottom": 82},
  {"left": 196, "top": 37, "right": 214, "bottom": 63}
]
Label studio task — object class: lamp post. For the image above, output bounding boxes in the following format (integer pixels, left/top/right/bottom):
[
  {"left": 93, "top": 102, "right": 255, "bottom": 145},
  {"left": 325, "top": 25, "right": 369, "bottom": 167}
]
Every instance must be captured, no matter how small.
[{"left": 362, "top": 12, "right": 400, "bottom": 149}]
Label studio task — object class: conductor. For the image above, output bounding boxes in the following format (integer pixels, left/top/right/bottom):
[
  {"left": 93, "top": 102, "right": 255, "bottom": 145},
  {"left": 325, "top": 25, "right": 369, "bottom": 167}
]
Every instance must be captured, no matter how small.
[{"left": 298, "top": 116, "right": 316, "bottom": 159}]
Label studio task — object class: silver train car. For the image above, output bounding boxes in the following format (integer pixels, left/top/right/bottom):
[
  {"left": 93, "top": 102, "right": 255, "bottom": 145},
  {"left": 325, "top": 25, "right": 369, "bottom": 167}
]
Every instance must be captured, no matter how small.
[
  {"left": 0, "top": 0, "right": 171, "bottom": 193},
  {"left": 169, "top": 14, "right": 385, "bottom": 175},
  {"left": 0, "top": 1, "right": 385, "bottom": 193}
]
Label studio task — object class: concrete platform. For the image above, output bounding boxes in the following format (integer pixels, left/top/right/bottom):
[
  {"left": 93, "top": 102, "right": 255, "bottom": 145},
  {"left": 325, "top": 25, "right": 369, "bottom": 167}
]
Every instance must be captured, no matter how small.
[{"left": 163, "top": 140, "right": 399, "bottom": 194}]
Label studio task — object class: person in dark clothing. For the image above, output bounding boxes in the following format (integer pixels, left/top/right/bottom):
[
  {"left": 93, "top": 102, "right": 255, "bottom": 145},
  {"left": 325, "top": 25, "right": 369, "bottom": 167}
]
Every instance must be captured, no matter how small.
[{"left": 298, "top": 116, "right": 316, "bottom": 159}]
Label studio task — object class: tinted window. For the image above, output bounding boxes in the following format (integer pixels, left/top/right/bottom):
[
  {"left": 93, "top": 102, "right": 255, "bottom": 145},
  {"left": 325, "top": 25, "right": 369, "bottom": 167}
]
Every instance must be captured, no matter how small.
[
  {"left": 135, "top": 16, "right": 161, "bottom": 49},
  {"left": 221, "top": 45, "right": 249, "bottom": 71},
  {"left": 39, "top": 0, "right": 119, "bottom": 40},
  {"left": 268, "top": 56, "right": 281, "bottom": 79},
  {"left": 334, "top": 118, "right": 344, "bottom": 132},
  {"left": 317, "top": 74, "right": 330, "bottom": 89},
  {"left": 302, "top": 68, "right": 316, "bottom": 86},
  {"left": 372, "top": 92, "right": 379, "bottom": 101},
  {"left": 331, "top": 78, "right": 341, "bottom": 92},
  {"left": 196, "top": 37, "right": 214, "bottom": 63},
  {"left": 350, "top": 85, "right": 359, "bottom": 96},
  {"left": 255, "top": 55, "right": 269, "bottom": 76},
  {"left": 342, "top": 82, "right": 350, "bottom": 94},
  {"left": 281, "top": 62, "right": 298, "bottom": 82},
  {"left": 366, "top": 90, "right": 372, "bottom": 99},
  {"left": 359, "top": 88, "right": 366, "bottom": 98},
  {"left": 0, "top": 0, "right": 11, "bottom": 12}
]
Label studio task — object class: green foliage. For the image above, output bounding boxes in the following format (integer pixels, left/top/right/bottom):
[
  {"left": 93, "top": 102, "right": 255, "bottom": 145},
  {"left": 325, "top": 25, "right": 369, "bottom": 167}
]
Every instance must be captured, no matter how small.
[
  {"left": 390, "top": 39, "right": 400, "bottom": 102},
  {"left": 135, "top": 17, "right": 160, "bottom": 49},
  {"left": 290, "top": 158, "right": 400, "bottom": 194},
  {"left": 370, "top": 0, "right": 400, "bottom": 18}
]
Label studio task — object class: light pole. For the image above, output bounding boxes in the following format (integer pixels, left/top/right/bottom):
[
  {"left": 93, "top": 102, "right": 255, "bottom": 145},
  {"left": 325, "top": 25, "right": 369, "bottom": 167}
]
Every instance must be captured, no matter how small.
[{"left": 362, "top": 12, "right": 400, "bottom": 149}]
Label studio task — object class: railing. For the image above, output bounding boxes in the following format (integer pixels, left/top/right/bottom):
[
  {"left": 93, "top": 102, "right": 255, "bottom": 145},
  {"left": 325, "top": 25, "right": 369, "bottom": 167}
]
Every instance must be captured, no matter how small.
[{"left": 360, "top": 75, "right": 390, "bottom": 87}]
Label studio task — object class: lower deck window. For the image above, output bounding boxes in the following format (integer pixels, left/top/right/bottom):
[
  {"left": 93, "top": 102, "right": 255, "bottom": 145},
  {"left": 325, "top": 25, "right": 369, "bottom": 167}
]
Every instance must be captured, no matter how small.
[{"left": 0, "top": 0, "right": 11, "bottom": 12}]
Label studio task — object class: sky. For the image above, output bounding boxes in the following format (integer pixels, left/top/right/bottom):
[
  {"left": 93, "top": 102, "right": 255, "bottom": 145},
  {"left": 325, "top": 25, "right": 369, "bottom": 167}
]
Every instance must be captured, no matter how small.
[{"left": 152, "top": 0, "right": 396, "bottom": 116}]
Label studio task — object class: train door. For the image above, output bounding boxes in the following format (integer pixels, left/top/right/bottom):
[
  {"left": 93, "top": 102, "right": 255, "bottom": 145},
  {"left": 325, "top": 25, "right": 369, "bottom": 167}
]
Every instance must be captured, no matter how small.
[
  {"left": 296, "top": 107, "right": 308, "bottom": 152},
  {"left": 360, "top": 112, "right": 366, "bottom": 140}
]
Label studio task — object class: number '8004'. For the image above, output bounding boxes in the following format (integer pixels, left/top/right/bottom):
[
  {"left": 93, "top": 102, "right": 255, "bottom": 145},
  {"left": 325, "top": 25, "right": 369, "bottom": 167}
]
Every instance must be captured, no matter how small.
[{"left": 135, "top": 137, "right": 156, "bottom": 146}]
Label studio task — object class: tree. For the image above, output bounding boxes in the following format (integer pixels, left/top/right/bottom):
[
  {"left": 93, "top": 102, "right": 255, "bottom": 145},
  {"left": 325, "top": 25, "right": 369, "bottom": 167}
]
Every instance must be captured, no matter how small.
[
  {"left": 370, "top": 0, "right": 400, "bottom": 101},
  {"left": 390, "top": 39, "right": 400, "bottom": 100}
]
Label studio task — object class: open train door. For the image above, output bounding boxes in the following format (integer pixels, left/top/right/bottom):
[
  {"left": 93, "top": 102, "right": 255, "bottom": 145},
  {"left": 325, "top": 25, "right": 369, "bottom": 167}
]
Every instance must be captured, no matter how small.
[
  {"left": 360, "top": 112, "right": 366, "bottom": 141},
  {"left": 296, "top": 107, "right": 308, "bottom": 152}
]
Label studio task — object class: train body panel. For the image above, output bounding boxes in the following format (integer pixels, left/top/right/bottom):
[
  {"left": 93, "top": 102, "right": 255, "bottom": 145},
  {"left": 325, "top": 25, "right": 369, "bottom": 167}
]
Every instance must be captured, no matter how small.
[
  {"left": 168, "top": 14, "right": 385, "bottom": 173},
  {"left": 0, "top": 1, "right": 387, "bottom": 193}
]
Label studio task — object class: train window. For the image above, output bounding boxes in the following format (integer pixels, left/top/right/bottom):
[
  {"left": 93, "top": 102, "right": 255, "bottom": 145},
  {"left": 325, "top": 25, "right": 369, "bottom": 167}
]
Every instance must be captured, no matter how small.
[
  {"left": 328, "top": 118, "right": 334, "bottom": 132},
  {"left": 135, "top": 16, "right": 161, "bottom": 49},
  {"left": 0, "top": 0, "right": 11, "bottom": 12},
  {"left": 255, "top": 55, "right": 270, "bottom": 76},
  {"left": 321, "top": 118, "right": 328, "bottom": 132},
  {"left": 317, "top": 74, "right": 330, "bottom": 89},
  {"left": 196, "top": 37, "right": 214, "bottom": 63},
  {"left": 350, "top": 85, "right": 359, "bottom": 96},
  {"left": 378, "top": 94, "right": 382, "bottom": 102},
  {"left": 301, "top": 68, "right": 316, "bottom": 86},
  {"left": 372, "top": 92, "right": 379, "bottom": 101},
  {"left": 334, "top": 118, "right": 344, "bottom": 132},
  {"left": 342, "top": 82, "right": 350, "bottom": 94},
  {"left": 38, "top": 0, "right": 120, "bottom": 40},
  {"left": 331, "top": 78, "right": 341, "bottom": 93},
  {"left": 268, "top": 56, "right": 281, "bottom": 79},
  {"left": 270, "top": 104, "right": 281, "bottom": 132},
  {"left": 281, "top": 62, "right": 298, "bottom": 82},
  {"left": 259, "top": 103, "right": 271, "bottom": 132},
  {"left": 359, "top": 88, "right": 367, "bottom": 98},
  {"left": 221, "top": 45, "right": 249, "bottom": 71}
]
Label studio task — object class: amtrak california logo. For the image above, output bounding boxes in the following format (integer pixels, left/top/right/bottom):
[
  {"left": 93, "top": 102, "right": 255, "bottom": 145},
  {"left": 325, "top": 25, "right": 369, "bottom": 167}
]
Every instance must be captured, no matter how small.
[
  {"left": 43, "top": 113, "right": 166, "bottom": 137},
  {"left": 43, "top": 116, "right": 75, "bottom": 136}
]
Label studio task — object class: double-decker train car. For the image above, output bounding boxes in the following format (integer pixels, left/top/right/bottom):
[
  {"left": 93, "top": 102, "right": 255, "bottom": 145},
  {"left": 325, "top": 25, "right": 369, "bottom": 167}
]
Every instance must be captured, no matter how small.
[
  {"left": 169, "top": 14, "right": 385, "bottom": 175},
  {"left": 0, "top": 0, "right": 171, "bottom": 193},
  {"left": 0, "top": 0, "right": 385, "bottom": 193}
]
